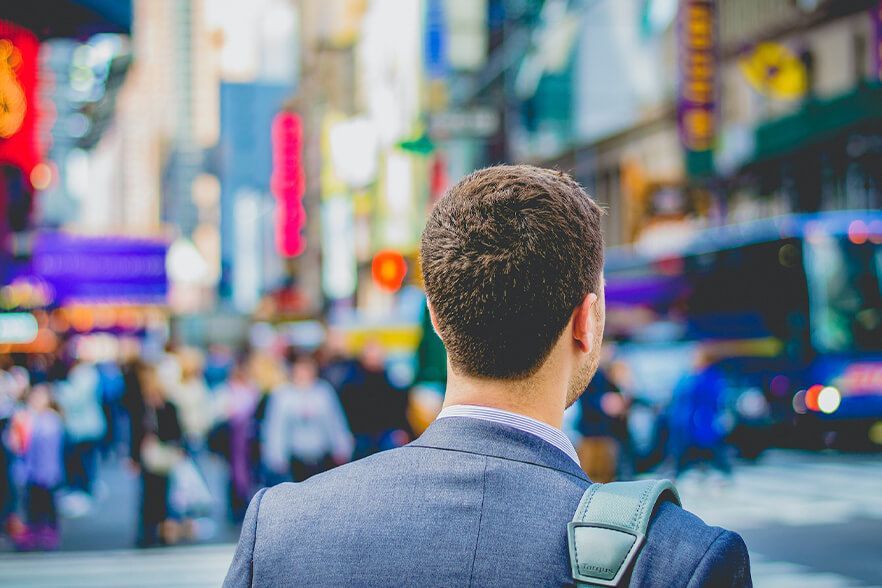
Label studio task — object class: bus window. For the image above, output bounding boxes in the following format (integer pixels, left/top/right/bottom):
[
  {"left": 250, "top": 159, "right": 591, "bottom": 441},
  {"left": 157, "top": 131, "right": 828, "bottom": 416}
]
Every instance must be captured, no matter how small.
[
  {"left": 805, "top": 235, "right": 882, "bottom": 353},
  {"left": 684, "top": 239, "right": 810, "bottom": 345}
]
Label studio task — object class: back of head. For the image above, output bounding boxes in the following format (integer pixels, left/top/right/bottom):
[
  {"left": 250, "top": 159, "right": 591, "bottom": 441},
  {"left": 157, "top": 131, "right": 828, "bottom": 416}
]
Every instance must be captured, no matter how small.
[{"left": 420, "top": 164, "right": 604, "bottom": 380}]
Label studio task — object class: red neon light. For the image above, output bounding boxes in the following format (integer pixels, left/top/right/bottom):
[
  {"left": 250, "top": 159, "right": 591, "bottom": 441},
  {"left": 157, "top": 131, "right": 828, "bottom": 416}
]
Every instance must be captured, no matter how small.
[
  {"left": 271, "top": 112, "right": 306, "bottom": 257},
  {"left": 0, "top": 20, "right": 41, "bottom": 178},
  {"left": 371, "top": 250, "right": 407, "bottom": 292}
]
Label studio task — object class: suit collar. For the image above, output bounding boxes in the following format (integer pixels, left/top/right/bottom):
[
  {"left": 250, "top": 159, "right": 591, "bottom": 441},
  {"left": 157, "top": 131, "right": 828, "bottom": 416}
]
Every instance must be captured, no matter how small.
[{"left": 409, "top": 416, "right": 589, "bottom": 482}]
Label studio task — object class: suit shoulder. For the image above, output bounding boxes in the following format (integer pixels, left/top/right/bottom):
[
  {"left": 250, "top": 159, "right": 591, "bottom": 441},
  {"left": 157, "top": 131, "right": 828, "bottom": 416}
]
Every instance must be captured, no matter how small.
[
  {"left": 686, "top": 529, "right": 751, "bottom": 588},
  {"left": 632, "top": 501, "right": 750, "bottom": 586},
  {"left": 260, "top": 448, "right": 412, "bottom": 501}
]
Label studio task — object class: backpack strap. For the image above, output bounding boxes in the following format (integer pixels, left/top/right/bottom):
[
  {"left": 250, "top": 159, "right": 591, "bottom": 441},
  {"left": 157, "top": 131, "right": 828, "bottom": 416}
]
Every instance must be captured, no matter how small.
[{"left": 568, "top": 479, "right": 681, "bottom": 587}]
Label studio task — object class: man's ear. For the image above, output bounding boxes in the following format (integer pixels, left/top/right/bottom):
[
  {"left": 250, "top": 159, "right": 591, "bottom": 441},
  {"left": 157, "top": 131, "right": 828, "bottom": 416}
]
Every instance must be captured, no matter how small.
[
  {"left": 427, "top": 300, "right": 442, "bottom": 337},
  {"left": 572, "top": 293, "right": 598, "bottom": 353}
]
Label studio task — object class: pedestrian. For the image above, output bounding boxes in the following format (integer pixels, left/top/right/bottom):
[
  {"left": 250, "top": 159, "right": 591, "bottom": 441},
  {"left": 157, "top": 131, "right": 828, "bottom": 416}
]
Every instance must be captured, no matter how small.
[
  {"left": 575, "top": 364, "right": 622, "bottom": 483},
  {"left": 8, "top": 384, "right": 64, "bottom": 551},
  {"left": 55, "top": 359, "right": 106, "bottom": 501},
  {"left": 166, "top": 348, "right": 214, "bottom": 451},
  {"left": 130, "top": 364, "right": 184, "bottom": 548},
  {"left": 316, "top": 329, "right": 358, "bottom": 392},
  {"left": 225, "top": 165, "right": 750, "bottom": 586},
  {"left": 667, "top": 349, "right": 733, "bottom": 480},
  {"left": 204, "top": 344, "right": 234, "bottom": 390},
  {"left": 261, "top": 351, "right": 352, "bottom": 485},
  {"left": 338, "top": 341, "right": 411, "bottom": 459},
  {"left": 0, "top": 360, "right": 24, "bottom": 539},
  {"left": 214, "top": 358, "right": 259, "bottom": 521},
  {"left": 96, "top": 358, "right": 126, "bottom": 457},
  {"left": 248, "top": 351, "right": 286, "bottom": 487}
]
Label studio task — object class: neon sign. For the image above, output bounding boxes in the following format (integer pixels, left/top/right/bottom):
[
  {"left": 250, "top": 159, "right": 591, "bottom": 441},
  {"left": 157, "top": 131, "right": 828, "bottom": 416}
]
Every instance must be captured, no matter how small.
[
  {"left": 270, "top": 112, "right": 306, "bottom": 257},
  {"left": 677, "top": 0, "right": 716, "bottom": 152},
  {"left": 0, "top": 20, "right": 40, "bottom": 177}
]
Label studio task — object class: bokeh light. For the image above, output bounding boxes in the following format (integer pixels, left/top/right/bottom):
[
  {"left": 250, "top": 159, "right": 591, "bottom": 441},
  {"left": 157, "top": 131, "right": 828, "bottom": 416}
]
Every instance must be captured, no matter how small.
[
  {"left": 30, "top": 162, "right": 53, "bottom": 190},
  {"left": 818, "top": 386, "right": 841, "bottom": 415},
  {"left": 848, "top": 220, "right": 869, "bottom": 245},
  {"left": 805, "top": 385, "right": 823, "bottom": 412},
  {"left": 792, "top": 389, "right": 807, "bottom": 414}
]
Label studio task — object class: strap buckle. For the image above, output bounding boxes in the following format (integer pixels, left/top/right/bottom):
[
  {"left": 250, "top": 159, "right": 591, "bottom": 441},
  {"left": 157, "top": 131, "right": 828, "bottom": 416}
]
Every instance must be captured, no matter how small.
[{"left": 567, "top": 521, "right": 645, "bottom": 587}]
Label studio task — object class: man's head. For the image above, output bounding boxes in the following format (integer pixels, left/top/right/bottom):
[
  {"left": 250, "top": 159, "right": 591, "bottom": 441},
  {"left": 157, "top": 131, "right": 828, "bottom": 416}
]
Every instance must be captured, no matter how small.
[{"left": 420, "top": 165, "right": 605, "bottom": 406}]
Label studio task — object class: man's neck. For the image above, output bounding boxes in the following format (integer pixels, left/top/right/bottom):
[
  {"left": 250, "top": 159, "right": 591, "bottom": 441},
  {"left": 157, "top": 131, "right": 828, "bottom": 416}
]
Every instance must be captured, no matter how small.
[{"left": 441, "top": 365, "right": 568, "bottom": 430}]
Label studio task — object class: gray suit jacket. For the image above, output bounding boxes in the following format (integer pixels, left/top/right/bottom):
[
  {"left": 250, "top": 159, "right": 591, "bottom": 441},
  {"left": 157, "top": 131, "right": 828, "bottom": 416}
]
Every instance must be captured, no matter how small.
[{"left": 224, "top": 416, "right": 751, "bottom": 587}]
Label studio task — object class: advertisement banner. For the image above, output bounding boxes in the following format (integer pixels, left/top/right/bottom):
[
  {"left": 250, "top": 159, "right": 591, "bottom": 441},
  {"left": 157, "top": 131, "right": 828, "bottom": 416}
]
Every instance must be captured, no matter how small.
[{"left": 677, "top": 0, "right": 716, "bottom": 170}]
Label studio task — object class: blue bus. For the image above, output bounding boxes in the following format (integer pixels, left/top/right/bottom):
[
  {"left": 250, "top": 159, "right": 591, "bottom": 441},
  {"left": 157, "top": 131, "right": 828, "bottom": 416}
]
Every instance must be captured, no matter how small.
[{"left": 604, "top": 211, "right": 882, "bottom": 460}]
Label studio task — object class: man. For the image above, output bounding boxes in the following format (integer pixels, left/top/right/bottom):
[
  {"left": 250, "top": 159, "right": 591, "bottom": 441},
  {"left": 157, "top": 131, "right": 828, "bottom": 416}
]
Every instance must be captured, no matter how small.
[{"left": 225, "top": 165, "right": 751, "bottom": 587}]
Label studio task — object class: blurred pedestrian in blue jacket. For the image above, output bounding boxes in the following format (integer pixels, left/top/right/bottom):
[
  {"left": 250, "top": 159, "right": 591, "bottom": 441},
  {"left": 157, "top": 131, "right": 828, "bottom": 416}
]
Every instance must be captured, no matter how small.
[{"left": 668, "top": 349, "right": 732, "bottom": 478}]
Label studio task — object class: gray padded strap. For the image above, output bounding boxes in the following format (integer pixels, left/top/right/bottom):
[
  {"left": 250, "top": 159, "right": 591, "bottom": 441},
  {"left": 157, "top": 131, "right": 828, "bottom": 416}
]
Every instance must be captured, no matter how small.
[{"left": 568, "top": 479, "right": 681, "bottom": 587}]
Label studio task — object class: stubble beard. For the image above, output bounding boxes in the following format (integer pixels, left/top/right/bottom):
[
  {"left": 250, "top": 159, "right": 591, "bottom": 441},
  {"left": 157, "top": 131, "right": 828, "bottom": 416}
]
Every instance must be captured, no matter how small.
[{"left": 565, "top": 305, "right": 605, "bottom": 408}]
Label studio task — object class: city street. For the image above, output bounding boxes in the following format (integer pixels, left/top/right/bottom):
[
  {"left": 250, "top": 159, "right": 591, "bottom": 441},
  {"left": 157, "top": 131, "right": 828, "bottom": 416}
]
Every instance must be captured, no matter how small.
[
  {"left": 677, "top": 451, "right": 882, "bottom": 587},
  {"left": 2, "top": 0, "right": 882, "bottom": 585},
  {"left": 0, "top": 450, "right": 880, "bottom": 587}
]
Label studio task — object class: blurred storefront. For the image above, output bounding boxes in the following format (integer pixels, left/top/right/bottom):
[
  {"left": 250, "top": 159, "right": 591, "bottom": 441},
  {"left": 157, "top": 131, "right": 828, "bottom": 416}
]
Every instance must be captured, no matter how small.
[
  {"left": 448, "top": 0, "right": 882, "bottom": 248},
  {"left": 0, "top": 1, "right": 143, "bottom": 357}
]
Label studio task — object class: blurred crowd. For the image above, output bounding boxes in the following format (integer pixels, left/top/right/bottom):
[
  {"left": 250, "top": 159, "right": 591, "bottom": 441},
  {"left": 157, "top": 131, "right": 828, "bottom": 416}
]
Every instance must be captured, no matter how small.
[
  {"left": 565, "top": 346, "right": 739, "bottom": 486},
  {"left": 0, "top": 334, "right": 743, "bottom": 553},
  {"left": 0, "top": 335, "right": 413, "bottom": 551}
]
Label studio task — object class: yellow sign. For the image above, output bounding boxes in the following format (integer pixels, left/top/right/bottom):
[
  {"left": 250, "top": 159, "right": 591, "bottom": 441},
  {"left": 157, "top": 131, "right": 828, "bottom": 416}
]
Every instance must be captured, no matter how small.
[{"left": 738, "top": 42, "right": 807, "bottom": 100}]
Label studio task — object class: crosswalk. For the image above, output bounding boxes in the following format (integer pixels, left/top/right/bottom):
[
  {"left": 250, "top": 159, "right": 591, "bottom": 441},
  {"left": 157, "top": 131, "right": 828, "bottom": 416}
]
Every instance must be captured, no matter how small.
[
  {"left": 673, "top": 450, "right": 882, "bottom": 531},
  {"left": 0, "top": 544, "right": 235, "bottom": 587}
]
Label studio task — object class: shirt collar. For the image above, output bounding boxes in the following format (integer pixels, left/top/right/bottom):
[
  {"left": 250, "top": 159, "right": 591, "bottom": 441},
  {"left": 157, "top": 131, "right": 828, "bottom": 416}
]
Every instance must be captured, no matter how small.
[{"left": 436, "top": 405, "right": 581, "bottom": 466}]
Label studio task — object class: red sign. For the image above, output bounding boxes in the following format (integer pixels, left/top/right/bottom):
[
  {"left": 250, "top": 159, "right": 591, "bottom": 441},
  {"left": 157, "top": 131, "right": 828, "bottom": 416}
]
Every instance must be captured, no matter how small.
[
  {"left": 270, "top": 112, "right": 306, "bottom": 257},
  {"left": 0, "top": 20, "right": 40, "bottom": 178},
  {"left": 371, "top": 250, "right": 407, "bottom": 292}
]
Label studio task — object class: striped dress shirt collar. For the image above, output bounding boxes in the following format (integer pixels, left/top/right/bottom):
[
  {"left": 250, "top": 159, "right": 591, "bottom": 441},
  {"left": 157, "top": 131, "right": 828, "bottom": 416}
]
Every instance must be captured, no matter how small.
[{"left": 436, "top": 404, "right": 581, "bottom": 466}]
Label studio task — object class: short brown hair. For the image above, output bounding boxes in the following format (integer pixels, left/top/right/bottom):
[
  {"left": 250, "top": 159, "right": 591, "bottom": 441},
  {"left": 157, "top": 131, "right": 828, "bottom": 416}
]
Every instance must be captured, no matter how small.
[{"left": 420, "top": 165, "right": 604, "bottom": 380}]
